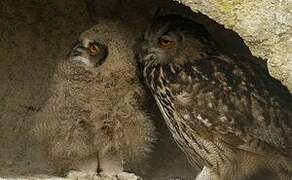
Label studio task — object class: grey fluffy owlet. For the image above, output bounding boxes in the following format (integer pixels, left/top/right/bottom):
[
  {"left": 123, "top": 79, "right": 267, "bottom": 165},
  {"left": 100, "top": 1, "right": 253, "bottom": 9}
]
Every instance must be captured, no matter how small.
[
  {"left": 138, "top": 14, "right": 292, "bottom": 180},
  {"left": 33, "top": 20, "right": 155, "bottom": 179}
]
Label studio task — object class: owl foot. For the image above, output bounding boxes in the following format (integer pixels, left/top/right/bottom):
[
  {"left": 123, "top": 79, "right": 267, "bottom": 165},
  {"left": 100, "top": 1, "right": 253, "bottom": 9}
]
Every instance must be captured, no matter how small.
[
  {"left": 195, "top": 167, "right": 219, "bottom": 180},
  {"left": 96, "top": 172, "right": 142, "bottom": 180},
  {"left": 168, "top": 177, "right": 184, "bottom": 180},
  {"left": 66, "top": 170, "right": 100, "bottom": 180},
  {"left": 66, "top": 170, "right": 141, "bottom": 180},
  {"left": 114, "top": 172, "right": 142, "bottom": 180}
]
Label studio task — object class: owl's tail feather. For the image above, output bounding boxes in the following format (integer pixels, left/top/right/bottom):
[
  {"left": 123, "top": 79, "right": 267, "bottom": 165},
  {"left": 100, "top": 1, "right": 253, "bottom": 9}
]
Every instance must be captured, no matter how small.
[{"left": 265, "top": 156, "right": 292, "bottom": 180}]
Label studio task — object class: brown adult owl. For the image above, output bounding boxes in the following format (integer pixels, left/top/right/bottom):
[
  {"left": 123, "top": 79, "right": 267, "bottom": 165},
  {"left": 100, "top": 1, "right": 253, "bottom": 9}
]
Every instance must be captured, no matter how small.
[
  {"left": 137, "top": 14, "right": 292, "bottom": 180},
  {"left": 33, "top": 20, "right": 155, "bottom": 179}
]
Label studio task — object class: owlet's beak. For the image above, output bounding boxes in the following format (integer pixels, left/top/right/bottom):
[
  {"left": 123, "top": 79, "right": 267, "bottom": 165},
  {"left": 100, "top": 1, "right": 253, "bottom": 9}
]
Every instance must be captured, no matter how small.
[
  {"left": 67, "top": 41, "right": 108, "bottom": 67},
  {"left": 67, "top": 41, "right": 91, "bottom": 66},
  {"left": 69, "top": 41, "right": 84, "bottom": 57}
]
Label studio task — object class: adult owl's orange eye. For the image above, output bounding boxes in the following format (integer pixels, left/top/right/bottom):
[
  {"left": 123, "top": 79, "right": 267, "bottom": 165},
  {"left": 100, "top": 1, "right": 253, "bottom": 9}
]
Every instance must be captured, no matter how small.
[
  {"left": 89, "top": 44, "right": 100, "bottom": 56},
  {"left": 159, "top": 36, "right": 175, "bottom": 48}
]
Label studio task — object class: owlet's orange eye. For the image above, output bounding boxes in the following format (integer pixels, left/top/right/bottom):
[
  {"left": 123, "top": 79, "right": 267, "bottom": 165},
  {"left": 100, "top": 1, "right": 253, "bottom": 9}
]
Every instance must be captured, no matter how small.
[
  {"left": 159, "top": 36, "right": 175, "bottom": 48},
  {"left": 89, "top": 44, "right": 100, "bottom": 56}
]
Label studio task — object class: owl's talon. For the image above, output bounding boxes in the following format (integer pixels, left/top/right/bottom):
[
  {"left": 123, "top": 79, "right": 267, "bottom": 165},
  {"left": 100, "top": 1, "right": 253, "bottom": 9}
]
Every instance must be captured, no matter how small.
[
  {"left": 168, "top": 178, "right": 183, "bottom": 180},
  {"left": 116, "top": 172, "right": 142, "bottom": 180},
  {"left": 66, "top": 170, "right": 100, "bottom": 180},
  {"left": 195, "top": 167, "right": 219, "bottom": 180}
]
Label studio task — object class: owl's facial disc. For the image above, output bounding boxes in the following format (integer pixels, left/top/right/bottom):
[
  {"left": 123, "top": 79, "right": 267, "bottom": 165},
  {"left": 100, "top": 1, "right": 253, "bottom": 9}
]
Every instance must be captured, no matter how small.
[
  {"left": 139, "top": 16, "right": 185, "bottom": 66},
  {"left": 141, "top": 30, "right": 180, "bottom": 65},
  {"left": 68, "top": 39, "right": 108, "bottom": 68}
]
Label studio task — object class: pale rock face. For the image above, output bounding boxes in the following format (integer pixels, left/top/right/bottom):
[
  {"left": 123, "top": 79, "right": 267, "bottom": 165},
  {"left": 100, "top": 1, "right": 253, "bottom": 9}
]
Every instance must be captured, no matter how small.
[{"left": 176, "top": 0, "right": 292, "bottom": 92}]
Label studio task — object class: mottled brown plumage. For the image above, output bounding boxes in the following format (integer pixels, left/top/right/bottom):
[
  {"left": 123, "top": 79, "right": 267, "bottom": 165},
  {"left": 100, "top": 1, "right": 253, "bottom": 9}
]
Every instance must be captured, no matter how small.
[{"left": 138, "top": 14, "right": 292, "bottom": 180}]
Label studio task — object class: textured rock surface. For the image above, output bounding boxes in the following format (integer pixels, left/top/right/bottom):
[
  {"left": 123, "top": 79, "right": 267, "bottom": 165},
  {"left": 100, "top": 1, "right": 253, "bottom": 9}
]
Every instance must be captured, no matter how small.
[{"left": 177, "top": 0, "right": 292, "bottom": 92}]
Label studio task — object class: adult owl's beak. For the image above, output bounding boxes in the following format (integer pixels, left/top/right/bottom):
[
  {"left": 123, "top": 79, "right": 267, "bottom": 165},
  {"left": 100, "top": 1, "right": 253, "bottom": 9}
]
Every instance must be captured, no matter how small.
[
  {"left": 141, "top": 47, "right": 157, "bottom": 63},
  {"left": 139, "top": 43, "right": 150, "bottom": 63}
]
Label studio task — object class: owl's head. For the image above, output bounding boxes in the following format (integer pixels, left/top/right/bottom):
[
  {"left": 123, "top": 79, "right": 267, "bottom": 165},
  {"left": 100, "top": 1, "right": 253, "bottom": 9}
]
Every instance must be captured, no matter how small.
[{"left": 139, "top": 14, "right": 216, "bottom": 65}]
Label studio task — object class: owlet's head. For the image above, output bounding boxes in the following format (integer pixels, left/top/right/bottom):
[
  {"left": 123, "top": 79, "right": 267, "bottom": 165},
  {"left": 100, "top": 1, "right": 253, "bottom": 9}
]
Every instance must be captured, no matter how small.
[
  {"left": 67, "top": 20, "right": 134, "bottom": 71},
  {"left": 64, "top": 20, "right": 136, "bottom": 85},
  {"left": 68, "top": 26, "right": 109, "bottom": 68}
]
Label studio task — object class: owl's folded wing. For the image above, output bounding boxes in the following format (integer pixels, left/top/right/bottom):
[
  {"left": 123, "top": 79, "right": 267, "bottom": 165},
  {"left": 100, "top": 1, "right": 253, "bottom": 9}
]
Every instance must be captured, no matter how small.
[{"left": 169, "top": 55, "right": 292, "bottom": 157}]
